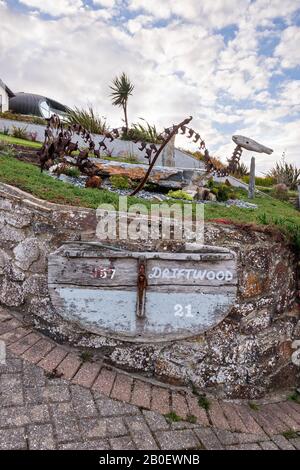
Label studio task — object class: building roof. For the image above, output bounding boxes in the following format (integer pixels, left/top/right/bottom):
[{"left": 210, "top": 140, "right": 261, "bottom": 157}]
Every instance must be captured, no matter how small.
[
  {"left": 0, "top": 78, "right": 15, "bottom": 98},
  {"left": 9, "top": 92, "right": 69, "bottom": 117}
]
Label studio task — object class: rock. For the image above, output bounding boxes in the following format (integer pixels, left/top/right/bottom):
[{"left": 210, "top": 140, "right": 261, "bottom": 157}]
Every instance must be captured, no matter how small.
[
  {"left": 13, "top": 238, "right": 40, "bottom": 270},
  {"left": 85, "top": 176, "right": 102, "bottom": 189},
  {"left": 0, "top": 278, "right": 24, "bottom": 307},
  {"left": 240, "top": 308, "right": 271, "bottom": 335},
  {"left": 2, "top": 263, "right": 26, "bottom": 282},
  {"left": 0, "top": 249, "right": 10, "bottom": 274},
  {"left": 207, "top": 192, "right": 217, "bottom": 202},
  {"left": 181, "top": 185, "right": 198, "bottom": 200},
  {"left": 0, "top": 225, "right": 26, "bottom": 244},
  {"left": 92, "top": 159, "right": 205, "bottom": 190},
  {"left": 23, "top": 274, "right": 48, "bottom": 297},
  {"left": 5, "top": 211, "right": 32, "bottom": 228}
]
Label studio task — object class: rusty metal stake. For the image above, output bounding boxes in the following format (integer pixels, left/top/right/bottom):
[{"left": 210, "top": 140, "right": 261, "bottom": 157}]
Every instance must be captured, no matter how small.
[
  {"left": 136, "top": 258, "right": 147, "bottom": 318},
  {"left": 130, "top": 116, "right": 193, "bottom": 196}
]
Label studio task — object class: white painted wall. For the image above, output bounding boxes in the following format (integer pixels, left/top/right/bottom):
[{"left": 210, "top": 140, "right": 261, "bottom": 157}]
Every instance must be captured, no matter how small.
[{"left": 0, "top": 84, "right": 9, "bottom": 112}]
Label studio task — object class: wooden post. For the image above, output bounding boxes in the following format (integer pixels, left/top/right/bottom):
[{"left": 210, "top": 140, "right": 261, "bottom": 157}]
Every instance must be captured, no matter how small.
[
  {"left": 248, "top": 156, "right": 255, "bottom": 199},
  {"left": 162, "top": 135, "right": 175, "bottom": 167}
]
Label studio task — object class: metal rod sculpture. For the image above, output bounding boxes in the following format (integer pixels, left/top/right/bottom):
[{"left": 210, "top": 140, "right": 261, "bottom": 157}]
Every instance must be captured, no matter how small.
[{"left": 38, "top": 115, "right": 262, "bottom": 195}]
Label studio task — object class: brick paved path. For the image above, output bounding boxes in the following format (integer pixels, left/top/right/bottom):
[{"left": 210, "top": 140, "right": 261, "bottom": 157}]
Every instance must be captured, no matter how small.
[{"left": 1, "top": 308, "right": 300, "bottom": 450}]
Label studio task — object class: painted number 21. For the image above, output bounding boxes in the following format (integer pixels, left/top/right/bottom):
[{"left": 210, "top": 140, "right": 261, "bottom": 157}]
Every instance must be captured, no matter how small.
[{"left": 174, "top": 304, "right": 193, "bottom": 318}]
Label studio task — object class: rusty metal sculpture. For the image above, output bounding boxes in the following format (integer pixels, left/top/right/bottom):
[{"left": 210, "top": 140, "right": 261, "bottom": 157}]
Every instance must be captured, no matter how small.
[{"left": 38, "top": 114, "right": 247, "bottom": 195}]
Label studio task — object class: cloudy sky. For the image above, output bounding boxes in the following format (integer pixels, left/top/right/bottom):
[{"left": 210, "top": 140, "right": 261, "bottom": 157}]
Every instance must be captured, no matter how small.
[{"left": 0, "top": 0, "right": 299, "bottom": 174}]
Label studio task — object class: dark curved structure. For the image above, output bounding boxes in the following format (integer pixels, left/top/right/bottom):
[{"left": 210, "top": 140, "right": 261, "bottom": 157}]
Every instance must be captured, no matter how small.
[{"left": 9, "top": 92, "right": 69, "bottom": 118}]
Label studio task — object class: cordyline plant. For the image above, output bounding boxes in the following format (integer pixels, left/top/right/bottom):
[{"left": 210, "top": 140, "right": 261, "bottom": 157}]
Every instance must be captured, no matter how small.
[
  {"left": 37, "top": 114, "right": 244, "bottom": 196},
  {"left": 268, "top": 161, "right": 300, "bottom": 190},
  {"left": 110, "top": 73, "right": 134, "bottom": 131}
]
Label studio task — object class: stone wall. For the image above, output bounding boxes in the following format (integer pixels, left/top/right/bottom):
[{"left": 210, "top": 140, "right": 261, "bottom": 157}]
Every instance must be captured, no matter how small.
[{"left": 0, "top": 183, "right": 299, "bottom": 398}]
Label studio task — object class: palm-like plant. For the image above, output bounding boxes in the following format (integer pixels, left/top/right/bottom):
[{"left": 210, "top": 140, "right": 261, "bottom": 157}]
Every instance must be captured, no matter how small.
[{"left": 110, "top": 73, "right": 134, "bottom": 131}]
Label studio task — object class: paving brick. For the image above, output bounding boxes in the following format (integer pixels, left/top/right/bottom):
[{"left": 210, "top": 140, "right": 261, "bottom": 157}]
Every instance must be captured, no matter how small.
[
  {"left": 260, "top": 441, "right": 279, "bottom": 450},
  {"left": 22, "top": 339, "right": 54, "bottom": 364},
  {"left": 249, "top": 408, "right": 286, "bottom": 435},
  {"left": 0, "top": 309, "right": 12, "bottom": 322},
  {"left": 92, "top": 367, "right": 116, "bottom": 396},
  {"left": 226, "top": 443, "right": 261, "bottom": 450},
  {"left": 38, "top": 346, "right": 68, "bottom": 372},
  {"left": 71, "top": 385, "right": 98, "bottom": 418},
  {"left": 27, "top": 404, "right": 50, "bottom": 423},
  {"left": 194, "top": 427, "right": 223, "bottom": 450},
  {"left": 59, "top": 440, "right": 110, "bottom": 450},
  {"left": 0, "top": 403, "right": 50, "bottom": 426},
  {"left": 0, "top": 427, "right": 26, "bottom": 450},
  {"left": 0, "top": 373, "right": 23, "bottom": 405},
  {"left": 43, "top": 384, "right": 71, "bottom": 403},
  {"left": 51, "top": 402, "right": 81, "bottom": 443},
  {"left": 272, "top": 434, "right": 296, "bottom": 450},
  {"left": 263, "top": 403, "right": 300, "bottom": 431},
  {"left": 281, "top": 402, "right": 300, "bottom": 425},
  {"left": 143, "top": 410, "right": 169, "bottom": 431},
  {"left": 23, "top": 361, "right": 46, "bottom": 387},
  {"left": 0, "top": 327, "right": 30, "bottom": 345},
  {"left": 80, "top": 417, "right": 127, "bottom": 438},
  {"left": 249, "top": 410, "right": 278, "bottom": 436},
  {"left": 289, "top": 438, "right": 300, "bottom": 450},
  {"left": 186, "top": 394, "right": 210, "bottom": 427},
  {"left": 234, "top": 404, "right": 266, "bottom": 436},
  {"left": 111, "top": 374, "right": 133, "bottom": 402},
  {"left": 8, "top": 332, "right": 41, "bottom": 355},
  {"left": 172, "top": 392, "right": 189, "bottom": 419},
  {"left": 208, "top": 400, "right": 230, "bottom": 430},
  {"left": 221, "top": 402, "right": 248, "bottom": 433},
  {"left": 72, "top": 362, "right": 101, "bottom": 388},
  {"left": 155, "top": 429, "right": 199, "bottom": 450},
  {"left": 151, "top": 386, "right": 170, "bottom": 415},
  {"left": 55, "top": 353, "right": 81, "bottom": 380},
  {"left": 96, "top": 395, "right": 139, "bottom": 417},
  {"left": 28, "top": 424, "right": 56, "bottom": 450},
  {"left": 125, "top": 414, "right": 158, "bottom": 450},
  {"left": 214, "top": 429, "right": 264, "bottom": 446},
  {"left": 110, "top": 436, "right": 136, "bottom": 450},
  {"left": 0, "top": 318, "right": 21, "bottom": 335},
  {"left": 0, "top": 355, "right": 23, "bottom": 374},
  {"left": 131, "top": 380, "right": 151, "bottom": 408}
]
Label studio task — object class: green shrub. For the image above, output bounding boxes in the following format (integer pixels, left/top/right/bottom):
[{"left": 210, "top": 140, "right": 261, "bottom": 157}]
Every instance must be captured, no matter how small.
[
  {"left": 242, "top": 175, "right": 275, "bottom": 187},
  {"left": 64, "top": 166, "right": 81, "bottom": 178},
  {"left": 0, "top": 142, "right": 15, "bottom": 157},
  {"left": 167, "top": 189, "right": 193, "bottom": 201},
  {"left": 268, "top": 160, "right": 300, "bottom": 190},
  {"left": 66, "top": 106, "right": 108, "bottom": 134},
  {"left": 122, "top": 119, "right": 163, "bottom": 144},
  {"left": 0, "top": 111, "right": 46, "bottom": 125},
  {"left": 109, "top": 175, "right": 131, "bottom": 189},
  {"left": 11, "top": 125, "right": 29, "bottom": 140}
]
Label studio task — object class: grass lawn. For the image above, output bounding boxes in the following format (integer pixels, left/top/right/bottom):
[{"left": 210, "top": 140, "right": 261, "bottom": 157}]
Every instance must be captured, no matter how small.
[
  {"left": 0, "top": 153, "right": 145, "bottom": 208},
  {"left": 0, "top": 152, "right": 299, "bottom": 247},
  {"left": 0, "top": 133, "right": 42, "bottom": 149}
]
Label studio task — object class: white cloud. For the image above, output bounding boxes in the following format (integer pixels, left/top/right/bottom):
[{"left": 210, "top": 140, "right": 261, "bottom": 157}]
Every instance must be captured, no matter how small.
[
  {"left": 92, "top": 0, "right": 116, "bottom": 7},
  {"left": 128, "top": 0, "right": 250, "bottom": 28},
  {"left": 19, "top": 0, "right": 84, "bottom": 17},
  {"left": 0, "top": 0, "right": 299, "bottom": 173},
  {"left": 275, "top": 26, "right": 300, "bottom": 68}
]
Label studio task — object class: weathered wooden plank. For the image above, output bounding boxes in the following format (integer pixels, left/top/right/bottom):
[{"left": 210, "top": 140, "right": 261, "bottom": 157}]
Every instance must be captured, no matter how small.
[
  {"left": 48, "top": 243, "right": 238, "bottom": 341},
  {"left": 49, "top": 286, "right": 236, "bottom": 341},
  {"left": 48, "top": 256, "right": 236, "bottom": 287}
]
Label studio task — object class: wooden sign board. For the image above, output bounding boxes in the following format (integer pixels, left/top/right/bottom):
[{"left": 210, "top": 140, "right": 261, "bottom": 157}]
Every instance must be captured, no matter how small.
[{"left": 48, "top": 243, "right": 237, "bottom": 342}]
